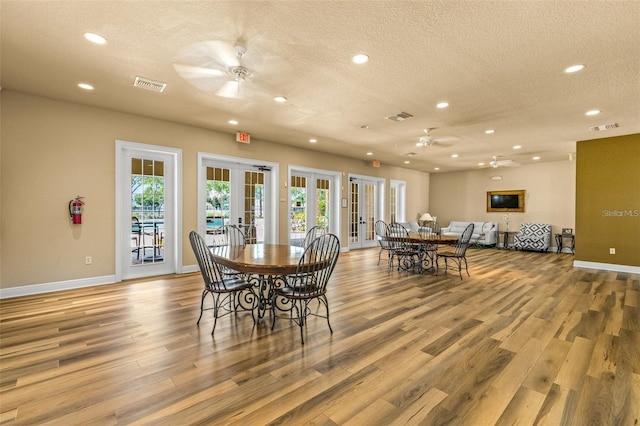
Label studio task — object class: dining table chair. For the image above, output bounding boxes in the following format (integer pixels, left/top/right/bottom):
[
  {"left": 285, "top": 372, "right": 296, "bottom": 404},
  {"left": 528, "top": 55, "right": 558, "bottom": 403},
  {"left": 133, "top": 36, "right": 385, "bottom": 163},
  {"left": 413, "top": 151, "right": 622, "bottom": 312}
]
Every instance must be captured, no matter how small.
[
  {"left": 436, "top": 223, "right": 475, "bottom": 279},
  {"left": 375, "top": 220, "right": 393, "bottom": 266},
  {"left": 189, "top": 231, "right": 257, "bottom": 334},
  {"left": 271, "top": 233, "right": 340, "bottom": 344},
  {"left": 386, "top": 222, "right": 421, "bottom": 273}
]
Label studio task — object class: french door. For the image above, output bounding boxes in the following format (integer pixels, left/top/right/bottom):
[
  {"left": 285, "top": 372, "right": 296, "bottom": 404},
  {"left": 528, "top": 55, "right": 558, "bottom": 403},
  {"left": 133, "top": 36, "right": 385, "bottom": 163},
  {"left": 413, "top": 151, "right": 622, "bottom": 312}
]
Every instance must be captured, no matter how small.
[
  {"left": 116, "top": 141, "right": 181, "bottom": 280},
  {"left": 198, "top": 154, "right": 277, "bottom": 245},
  {"left": 348, "top": 175, "right": 383, "bottom": 249},
  {"left": 289, "top": 171, "right": 336, "bottom": 244}
]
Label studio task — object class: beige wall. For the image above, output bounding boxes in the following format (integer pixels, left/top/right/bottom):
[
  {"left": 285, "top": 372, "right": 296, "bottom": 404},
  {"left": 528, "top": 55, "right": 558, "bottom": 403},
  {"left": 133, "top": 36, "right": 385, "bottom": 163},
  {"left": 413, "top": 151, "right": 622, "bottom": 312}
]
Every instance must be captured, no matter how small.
[
  {"left": 430, "top": 160, "right": 576, "bottom": 235},
  {"left": 1, "top": 91, "right": 429, "bottom": 289},
  {"left": 576, "top": 134, "right": 640, "bottom": 267}
]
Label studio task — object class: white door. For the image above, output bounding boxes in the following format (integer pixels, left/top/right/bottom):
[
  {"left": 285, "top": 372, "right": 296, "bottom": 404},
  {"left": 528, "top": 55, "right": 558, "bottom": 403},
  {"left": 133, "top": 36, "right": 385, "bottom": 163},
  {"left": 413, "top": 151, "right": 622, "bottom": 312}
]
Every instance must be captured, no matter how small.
[
  {"left": 289, "top": 172, "right": 335, "bottom": 243},
  {"left": 117, "top": 142, "right": 181, "bottom": 280},
  {"left": 348, "top": 176, "right": 382, "bottom": 249},
  {"left": 199, "top": 156, "right": 276, "bottom": 245}
]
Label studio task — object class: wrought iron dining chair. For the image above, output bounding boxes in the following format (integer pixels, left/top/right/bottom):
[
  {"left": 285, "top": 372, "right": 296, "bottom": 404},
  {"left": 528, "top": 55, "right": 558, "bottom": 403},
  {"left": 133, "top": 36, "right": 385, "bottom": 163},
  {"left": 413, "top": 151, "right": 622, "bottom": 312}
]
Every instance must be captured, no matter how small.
[
  {"left": 375, "top": 220, "right": 393, "bottom": 266},
  {"left": 302, "top": 225, "right": 322, "bottom": 248},
  {"left": 189, "top": 231, "right": 257, "bottom": 334},
  {"left": 271, "top": 233, "right": 340, "bottom": 344},
  {"left": 436, "top": 223, "right": 475, "bottom": 279},
  {"left": 386, "top": 222, "right": 421, "bottom": 273},
  {"left": 218, "top": 225, "right": 246, "bottom": 276},
  {"left": 243, "top": 224, "right": 257, "bottom": 244}
]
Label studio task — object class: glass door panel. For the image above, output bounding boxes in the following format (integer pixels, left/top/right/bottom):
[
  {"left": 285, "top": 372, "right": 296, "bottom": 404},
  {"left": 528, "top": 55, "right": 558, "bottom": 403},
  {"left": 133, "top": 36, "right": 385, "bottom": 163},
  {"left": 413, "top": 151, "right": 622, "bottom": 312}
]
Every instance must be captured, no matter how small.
[
  {"left": 131, "top": 157, "right": 165, "bottom": 265},
  {"left": 349, "top": 178, "right": 379, "bottom": 249},
  {"left": 290, "top": 175, "right": 308, "bottom": 243},
  {"left": 204, "top": 163, "right": 267, "bottom": 245}
]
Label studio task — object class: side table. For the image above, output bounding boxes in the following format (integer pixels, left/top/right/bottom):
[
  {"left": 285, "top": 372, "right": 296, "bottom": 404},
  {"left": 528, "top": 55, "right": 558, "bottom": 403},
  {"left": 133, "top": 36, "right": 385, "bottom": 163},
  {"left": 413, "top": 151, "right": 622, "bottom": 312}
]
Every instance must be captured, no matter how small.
[
  {"left": 555, "top": 233, "right": 575, "bottom": 254},
  {"left": 499, "top": 231, "right": 517, "bottom": 249}
]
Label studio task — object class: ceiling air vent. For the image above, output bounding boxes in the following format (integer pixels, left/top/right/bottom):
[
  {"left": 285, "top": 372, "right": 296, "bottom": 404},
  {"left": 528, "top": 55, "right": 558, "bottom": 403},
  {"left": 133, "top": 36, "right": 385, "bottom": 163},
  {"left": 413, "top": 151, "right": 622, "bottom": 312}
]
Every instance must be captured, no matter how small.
[
  {"left": 403, "top": 152, "right": 418, "bottom": 157},
  {"left": 386, "top": 112, "right": 413, "bottom": 122},
  {"left": 589, "top": 123, "right": 618, "bottom": 131},
  {"left": 133, "top": 76, "right": 167, "bottom": 93}
]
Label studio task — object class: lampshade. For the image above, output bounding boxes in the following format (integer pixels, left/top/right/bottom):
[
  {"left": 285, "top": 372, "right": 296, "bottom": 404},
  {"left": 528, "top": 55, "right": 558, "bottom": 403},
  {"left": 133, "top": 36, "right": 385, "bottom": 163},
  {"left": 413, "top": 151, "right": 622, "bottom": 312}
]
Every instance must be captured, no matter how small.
[{"left": 419, "top": 213, "right": 434, "bottom": 222}]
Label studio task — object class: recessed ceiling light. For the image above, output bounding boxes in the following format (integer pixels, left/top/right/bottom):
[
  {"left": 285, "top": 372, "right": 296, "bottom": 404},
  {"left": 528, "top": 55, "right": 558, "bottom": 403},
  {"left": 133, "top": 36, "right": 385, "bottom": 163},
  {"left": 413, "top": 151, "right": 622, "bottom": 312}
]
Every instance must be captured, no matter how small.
[
  {"left": 513, "top": 145, "right": 522, "bottom": 150},
  {"left": 352, "top": 54, "right": 369, "bottom": 64},
  {"left": 478, "top": 162, "right": 485, "bottom": 166},
  {"left": 533, "top": 156, "right": 541, "bottom": 160},
  {"left": 360, "top": 124, "right": 369, "bottom": 129},
  {"left": 434, "top": 167, "right": 440, "bottom": 171},
  {"left": 451, "top": 154, "right": 458, "bottom": 158},
  {"left": 228, "top": 119, "right": 238, "bottom": 125},
  {"left": 436, "top": 102, "right": 449, "bottom": 109},
  {"left": 83, "top": 32, "right": 107, "bottom": 45},
  {"left": 274, "top": 96, "right": 287, "bottom": 103},
  {"left": 404, "top": 160, "right": 410, "bottom": 164},
  {"left": 309, "top": 138, "right": 317, "bottom": 143},
  {"left": 366, "top": 152, "right": 373, "bottom": 156},
  {"left": 586, "top": 109, "right": 601, "bottom": 116},
  {"left": 485, "top": 129, "right": 495, "bottom": 134},
  {"left": 564, "top": 64, "right": 585, "bottom": 73},
  {"left": 77, "top": 83, "right": 94, "bottom": 90}
]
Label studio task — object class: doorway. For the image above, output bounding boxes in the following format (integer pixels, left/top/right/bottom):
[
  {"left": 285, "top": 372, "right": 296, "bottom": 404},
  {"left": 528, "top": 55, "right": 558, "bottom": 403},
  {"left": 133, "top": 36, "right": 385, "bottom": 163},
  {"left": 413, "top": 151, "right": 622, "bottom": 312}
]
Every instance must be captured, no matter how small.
[
  {"left": 288, "top": 167, "right": 341, "bottom": 245},
  {"left": 198, "top": 153, "right": 278, "bottom": 244},
  {"left": 348, "top": 175, "right": 384, "bottom": 249},
  {"left": 116, "top": 141, "right": 182, "bottom": 280}
]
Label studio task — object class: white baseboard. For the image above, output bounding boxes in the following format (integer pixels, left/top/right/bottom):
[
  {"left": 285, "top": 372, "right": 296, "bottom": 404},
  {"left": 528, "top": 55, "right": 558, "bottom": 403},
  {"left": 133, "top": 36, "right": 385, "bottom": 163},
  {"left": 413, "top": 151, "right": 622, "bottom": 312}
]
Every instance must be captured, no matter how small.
[
  {"left": 1, "top": 275, "right": 117, "bottom": 299},
  {"left": 573, "top": 261, "right": 640, "bottom": 274},
  {"left": 0, "top": 265, "right": 202, "bottom": 299}
]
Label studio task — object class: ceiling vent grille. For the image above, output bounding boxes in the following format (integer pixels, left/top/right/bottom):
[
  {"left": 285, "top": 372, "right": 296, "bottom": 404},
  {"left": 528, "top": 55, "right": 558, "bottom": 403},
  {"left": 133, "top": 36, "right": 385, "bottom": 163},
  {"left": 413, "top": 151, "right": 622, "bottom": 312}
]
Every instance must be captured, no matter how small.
[
  {"left": 386, "top": 112, "right": 413, "bottom": 122},
  {"left": 403, "top": 152, "right": 418, "bottom": 157},
  {"left": 589, "top": 123, "right": 618, "bottom": 131},
  {"left": 133, "top": 76, "right": 167, "bottom": 93}
]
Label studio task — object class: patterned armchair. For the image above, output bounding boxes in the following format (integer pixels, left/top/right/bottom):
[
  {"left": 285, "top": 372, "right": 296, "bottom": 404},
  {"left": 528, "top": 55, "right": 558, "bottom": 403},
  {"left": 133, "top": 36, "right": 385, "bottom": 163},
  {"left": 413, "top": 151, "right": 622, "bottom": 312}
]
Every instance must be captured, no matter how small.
[{"left": 513, "top": 223, "right": 552, "bottom": 252}]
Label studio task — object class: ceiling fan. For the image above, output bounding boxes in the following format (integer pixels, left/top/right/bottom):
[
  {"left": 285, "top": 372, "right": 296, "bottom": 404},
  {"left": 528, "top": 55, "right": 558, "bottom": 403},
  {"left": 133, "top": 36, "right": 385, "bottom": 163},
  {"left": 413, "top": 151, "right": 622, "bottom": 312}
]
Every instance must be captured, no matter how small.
[
  {"left": 415, "top": 128, "right": 457, "bottom": 148},
  {"left": 173, "top": 40, "right": 280, "bottom": 98},
  {"left": 489, "top": 156, "right": 520, "bottom": 168}
]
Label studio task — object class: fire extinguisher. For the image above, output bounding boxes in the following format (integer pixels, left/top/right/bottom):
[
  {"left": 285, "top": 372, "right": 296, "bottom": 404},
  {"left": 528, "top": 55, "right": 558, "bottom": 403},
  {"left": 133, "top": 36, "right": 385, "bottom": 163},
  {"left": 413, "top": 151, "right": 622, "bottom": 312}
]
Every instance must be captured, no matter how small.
[{"left": 69, "top": 196, "right": 84, "bottom": 224}]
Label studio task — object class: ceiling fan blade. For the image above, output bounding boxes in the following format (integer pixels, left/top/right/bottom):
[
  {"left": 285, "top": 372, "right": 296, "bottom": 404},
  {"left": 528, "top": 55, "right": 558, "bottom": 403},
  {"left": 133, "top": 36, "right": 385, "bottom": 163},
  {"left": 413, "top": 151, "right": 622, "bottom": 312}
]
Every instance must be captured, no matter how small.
[
  {"left": 173, "top": 64, "right": 226, "bottom": 79},
  {"left": 216, "top": 80, "right": 243, "bottom": 98},
  {"left": 202, "top": 40, "right": 240, "bottom": 67}
]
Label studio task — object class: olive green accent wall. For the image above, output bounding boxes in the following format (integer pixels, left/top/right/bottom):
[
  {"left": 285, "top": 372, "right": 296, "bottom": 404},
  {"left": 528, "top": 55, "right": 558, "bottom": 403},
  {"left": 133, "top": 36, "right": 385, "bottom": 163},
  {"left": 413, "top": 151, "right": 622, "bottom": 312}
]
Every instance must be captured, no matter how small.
[{"left": 575, "top": 134, "right": 640, "bottom": 267}]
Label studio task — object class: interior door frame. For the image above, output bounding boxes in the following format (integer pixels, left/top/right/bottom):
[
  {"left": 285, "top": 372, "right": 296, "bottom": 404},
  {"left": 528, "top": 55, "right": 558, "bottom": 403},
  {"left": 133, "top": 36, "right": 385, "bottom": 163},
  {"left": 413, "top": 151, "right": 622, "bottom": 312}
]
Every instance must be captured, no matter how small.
[
  {"left": 197, "top": 152, "right": 279, "bottom": 243},
  {"left": 348, "top": 173, "right": 385, "bottom": 249},
  {"left": 115, "top": 140, "right": 183, "bottom": 281},
  {"left": 288, "top": 165, "right": 341, "bottom": 243}
]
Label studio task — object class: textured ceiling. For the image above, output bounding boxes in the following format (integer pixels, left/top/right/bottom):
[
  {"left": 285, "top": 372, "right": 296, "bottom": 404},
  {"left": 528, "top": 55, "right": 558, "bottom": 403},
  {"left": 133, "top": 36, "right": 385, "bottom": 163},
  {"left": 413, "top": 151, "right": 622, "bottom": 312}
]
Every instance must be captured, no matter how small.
[{"left": 2, "top": 1, "right": 639, "bottom": 172}]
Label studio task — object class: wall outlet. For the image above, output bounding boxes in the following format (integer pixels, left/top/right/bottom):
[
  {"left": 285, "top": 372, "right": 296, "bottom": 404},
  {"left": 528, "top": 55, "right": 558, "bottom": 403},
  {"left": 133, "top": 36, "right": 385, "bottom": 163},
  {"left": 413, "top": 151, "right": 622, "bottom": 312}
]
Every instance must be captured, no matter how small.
[
  {"left": 85, "top": 256, "right": 92, "bottom": 265},
  {"left": 609, "top": 248, "right": 615, "bottom": 255}
]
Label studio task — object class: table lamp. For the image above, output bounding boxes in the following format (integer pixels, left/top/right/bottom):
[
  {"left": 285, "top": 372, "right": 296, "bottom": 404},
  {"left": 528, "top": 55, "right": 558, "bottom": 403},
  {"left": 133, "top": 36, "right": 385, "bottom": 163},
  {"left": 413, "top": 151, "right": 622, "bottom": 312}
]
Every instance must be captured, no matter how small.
[{"left": 419, "top": 213, "right": 434, "bottom": 225}]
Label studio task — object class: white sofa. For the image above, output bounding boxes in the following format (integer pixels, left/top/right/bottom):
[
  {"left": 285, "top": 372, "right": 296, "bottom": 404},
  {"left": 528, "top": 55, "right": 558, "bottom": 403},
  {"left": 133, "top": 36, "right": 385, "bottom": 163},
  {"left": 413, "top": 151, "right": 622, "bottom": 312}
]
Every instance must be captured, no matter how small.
[{"left": 441, "top": 221, "right": 498, "bottom": 246}]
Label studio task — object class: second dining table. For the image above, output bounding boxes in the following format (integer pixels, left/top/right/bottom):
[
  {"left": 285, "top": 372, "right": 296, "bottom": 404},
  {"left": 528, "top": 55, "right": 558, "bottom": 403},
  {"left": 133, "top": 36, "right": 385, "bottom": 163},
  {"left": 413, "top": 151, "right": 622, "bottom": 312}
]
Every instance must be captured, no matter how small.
[
  {"left": 383, "top": 233, "right": 459, "bottom": 273},
  {"left": 210, "top": 243, "right": 306, "bottom": 320}
]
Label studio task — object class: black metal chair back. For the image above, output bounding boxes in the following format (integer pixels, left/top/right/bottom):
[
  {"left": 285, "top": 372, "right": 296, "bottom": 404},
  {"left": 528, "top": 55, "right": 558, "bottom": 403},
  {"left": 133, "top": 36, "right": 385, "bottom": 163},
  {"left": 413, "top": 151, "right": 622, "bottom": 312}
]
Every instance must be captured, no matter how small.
[
  {"left": 224, "top": 225, "right": 246, "bottom": 247},
  {"left": 272, "top": 233, "right": 340, "bottom": 343},
  {"left": 454, "top": 222, "right": 475, "bottom": 257},
  {"left": 436, "top": 223, "right": 475, "bottom": 279},
  {"left": 189, "top": 231, "right": 229, "bottom": 291},
  {"left": 189, "top": 231, "right": 256, "bottom": 333},
  {"left": 302, "top": 225, "right": 322, "bottom": 248}
]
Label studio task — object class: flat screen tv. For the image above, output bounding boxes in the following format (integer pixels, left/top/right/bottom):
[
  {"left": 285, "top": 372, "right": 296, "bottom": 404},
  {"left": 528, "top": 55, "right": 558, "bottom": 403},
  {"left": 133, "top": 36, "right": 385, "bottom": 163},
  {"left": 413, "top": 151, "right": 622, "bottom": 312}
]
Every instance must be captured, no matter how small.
[{"left": 487, "top": 190, "right": 525, "bottom": 212}]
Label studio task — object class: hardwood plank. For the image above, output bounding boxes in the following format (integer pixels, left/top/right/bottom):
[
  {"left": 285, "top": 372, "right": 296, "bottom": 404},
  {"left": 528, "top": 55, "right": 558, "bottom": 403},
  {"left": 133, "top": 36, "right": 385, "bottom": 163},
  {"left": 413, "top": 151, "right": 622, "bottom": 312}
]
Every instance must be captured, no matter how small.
[{"left": 1, "top": 247, "right": 639, "bottom": 424}]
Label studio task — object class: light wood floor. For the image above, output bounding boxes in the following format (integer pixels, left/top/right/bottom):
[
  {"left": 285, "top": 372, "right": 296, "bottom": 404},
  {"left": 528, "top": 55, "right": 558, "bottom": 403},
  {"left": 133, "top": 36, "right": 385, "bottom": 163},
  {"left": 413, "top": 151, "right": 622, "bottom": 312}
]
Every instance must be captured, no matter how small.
[{"left": 1, "top": 247, "right": 639, "bottom": 425}]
